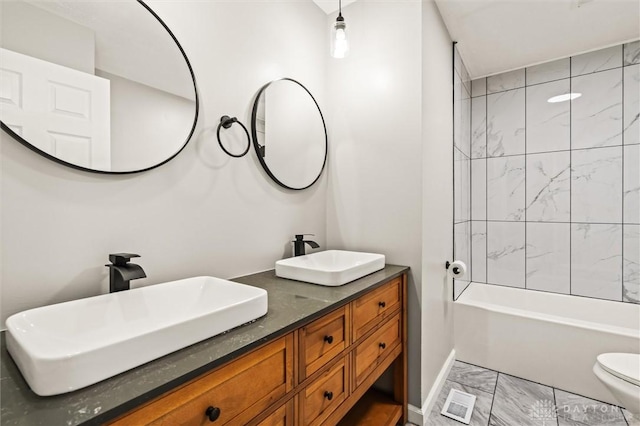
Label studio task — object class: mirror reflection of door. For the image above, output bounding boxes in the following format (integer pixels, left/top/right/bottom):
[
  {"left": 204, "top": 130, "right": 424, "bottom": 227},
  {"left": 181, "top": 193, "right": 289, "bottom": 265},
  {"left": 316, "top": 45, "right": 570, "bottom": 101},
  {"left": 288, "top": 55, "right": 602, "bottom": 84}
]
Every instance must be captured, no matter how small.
[
  {"left": 252, "top": 79, "right": 327, "bottom": 190},
  {"left": 1, "top": 48, "right": 111, "bottom": 169},
  {"left": 0, "top": 0, "right": 197, "bottom": 173}
]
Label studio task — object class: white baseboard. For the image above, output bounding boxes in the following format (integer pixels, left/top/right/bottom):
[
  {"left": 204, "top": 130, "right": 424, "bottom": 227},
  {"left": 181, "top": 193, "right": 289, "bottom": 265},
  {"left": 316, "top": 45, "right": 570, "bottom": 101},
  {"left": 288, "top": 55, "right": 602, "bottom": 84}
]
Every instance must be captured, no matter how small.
[{"left": 407, "top": 349, "right": 456, "bottom": 425}]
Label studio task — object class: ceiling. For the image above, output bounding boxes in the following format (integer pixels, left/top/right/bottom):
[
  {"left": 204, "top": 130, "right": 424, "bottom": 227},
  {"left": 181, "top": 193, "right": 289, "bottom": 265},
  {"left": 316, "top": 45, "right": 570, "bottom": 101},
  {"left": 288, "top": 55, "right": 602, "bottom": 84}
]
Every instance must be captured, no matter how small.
[
  {"left": 435, "top": 0, "right": 640, "bottom": 78},
  {"left": 311, "top": 0, "right": 358, "bottom": 15}
]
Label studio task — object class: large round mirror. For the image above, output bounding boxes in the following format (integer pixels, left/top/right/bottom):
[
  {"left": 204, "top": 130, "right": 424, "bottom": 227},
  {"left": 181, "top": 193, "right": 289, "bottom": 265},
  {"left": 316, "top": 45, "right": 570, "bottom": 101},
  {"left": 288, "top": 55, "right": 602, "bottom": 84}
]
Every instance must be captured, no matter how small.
[
  {"left": 0, "top": 0, "right": 198, "bottom": 174},
  {"left": 251, "top": 78, "right": 327, "bottom": 190}
]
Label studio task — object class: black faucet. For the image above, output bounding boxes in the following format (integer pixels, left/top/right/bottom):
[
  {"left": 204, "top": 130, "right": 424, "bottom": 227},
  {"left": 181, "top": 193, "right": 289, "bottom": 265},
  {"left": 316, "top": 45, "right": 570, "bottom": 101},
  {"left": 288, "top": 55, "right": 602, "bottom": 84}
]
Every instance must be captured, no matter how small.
[
  {"left": 105, "top": 253, "right": 147, "bottom": 292},
  {"left": 293, "top": 234, "right": 320, "bottom": 257}
]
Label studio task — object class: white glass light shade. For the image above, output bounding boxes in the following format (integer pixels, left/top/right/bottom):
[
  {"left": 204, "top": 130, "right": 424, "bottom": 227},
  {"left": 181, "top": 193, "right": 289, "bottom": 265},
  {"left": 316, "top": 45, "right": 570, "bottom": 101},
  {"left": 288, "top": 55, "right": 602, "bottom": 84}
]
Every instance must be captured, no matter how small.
[{"left": 331, "top": 19, "right": 349, "bottom": 59}]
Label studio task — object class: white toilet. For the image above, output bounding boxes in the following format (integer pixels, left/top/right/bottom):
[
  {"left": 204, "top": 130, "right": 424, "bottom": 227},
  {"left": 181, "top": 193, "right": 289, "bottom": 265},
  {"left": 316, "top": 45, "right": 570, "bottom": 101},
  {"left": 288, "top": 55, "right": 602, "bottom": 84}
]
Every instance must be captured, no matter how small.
[{"left": 593, "top": 353, "right": 640, "bottom": 416}]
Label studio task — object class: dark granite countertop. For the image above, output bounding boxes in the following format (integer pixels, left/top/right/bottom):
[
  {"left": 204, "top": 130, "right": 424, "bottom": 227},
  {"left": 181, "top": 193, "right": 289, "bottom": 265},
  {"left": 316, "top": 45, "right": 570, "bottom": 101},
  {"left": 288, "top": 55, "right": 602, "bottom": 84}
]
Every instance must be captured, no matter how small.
[{"left": 0, "top": 265, "right": 408, "bottom": 426}]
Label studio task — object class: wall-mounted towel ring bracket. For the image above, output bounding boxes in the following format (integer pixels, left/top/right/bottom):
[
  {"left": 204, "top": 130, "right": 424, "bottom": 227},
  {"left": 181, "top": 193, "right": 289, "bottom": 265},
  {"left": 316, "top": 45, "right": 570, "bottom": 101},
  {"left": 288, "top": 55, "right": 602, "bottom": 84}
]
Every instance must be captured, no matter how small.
[{"left": 217, "top": 115, "right": 250, "bottom": 158}]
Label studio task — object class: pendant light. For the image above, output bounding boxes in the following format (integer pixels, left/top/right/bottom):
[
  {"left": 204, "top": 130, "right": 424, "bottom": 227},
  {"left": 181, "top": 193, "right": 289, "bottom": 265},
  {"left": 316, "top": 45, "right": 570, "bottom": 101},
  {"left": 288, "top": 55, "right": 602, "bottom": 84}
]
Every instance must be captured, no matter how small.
[{"left": 331, "top": 0, "right": 349, "bottom": 58}]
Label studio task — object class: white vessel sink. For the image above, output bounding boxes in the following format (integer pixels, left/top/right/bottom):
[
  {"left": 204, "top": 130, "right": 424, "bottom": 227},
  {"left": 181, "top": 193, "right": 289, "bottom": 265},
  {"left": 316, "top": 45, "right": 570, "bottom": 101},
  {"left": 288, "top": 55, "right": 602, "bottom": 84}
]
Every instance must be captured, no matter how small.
[
  {"left": 275, "top": 250, "right": 385, "bottom": 286},
  {"left": 5, "top": 276, "right": 268, "bottom": 396}
]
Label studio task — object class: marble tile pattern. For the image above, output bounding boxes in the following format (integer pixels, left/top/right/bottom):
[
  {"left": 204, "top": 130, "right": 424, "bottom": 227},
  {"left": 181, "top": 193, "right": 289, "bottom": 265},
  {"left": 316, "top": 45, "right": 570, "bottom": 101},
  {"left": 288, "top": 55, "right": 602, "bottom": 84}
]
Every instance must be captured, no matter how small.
[
  {"left": 623, "top": 409, "right": 640, "bottom": 426},
  {"left": 555, "top": 389, "right": 628, "bottom": 426},
  {"left": 487, "top": 222, "right": 525, "bottom": 287},
  {"left": 571, "top": 224, "right": 623, "bottom": 301},
  {"left": 426, "top": 363, "right": 634, "bottom": 426},
  {"left": 427, "top": 379, "right": 493, "bottom": 426},
  {"left": 526, "top": 223, "right": 570, "bottom": 294},
  {"left": 571, "top": 45, "right": 623, "bottom": 76},
  {"left": 455, "top": 148, "right": 471, "bottom": 223},
  {"left": 489, "top": 374, "right": 555, "bottom": 426},
  {"left": 526, "top": 58, "right": 570, "bottom": 86},
  {"left": 471, "top": 96, "right": 487, "bottom": 158},
  {"left": 487, "top": 88, "right": 525, "bottom": 156},
  {"left": 571, "top": 68, "right": 623, "bottom": 149},
  {"left": 471, "top": 221, "right": 487, "bottom": 283},
  {"left": 526, "top": 151, "right": 571, "bottom": 222},
  {"left": 454, "top": 72, "right": 463, "bottom": 154},
  {"left": 487, "top": 156, "right": 525, "bottom": 221},
  {"left": 472, "top": 77, "right": 487, "bottom": 97},
  {"left": 571, "top": 147, "right": 622, "bottom": 223},
  {"left": 625, "top": 144, "right": 640, "bottom": 224},
  {"left": 487, "top": 69, "right": 525, "bottom": 94},
  {"left": 623, "top": 225, "right": 639, "bottom": 303},
  {"left": 526, "top": 79, "right": 570, "bottom": 154},
  {"left": 624, "top": 64, "right": 639, "bottom": 145},
  {"left": 461, "top": 89, "right": 472, "bottom": 157},
  {"left": 471, "top": 159, "right": 486, "bottom": 220},
  {"left": 448, "top": 361, "right": 498, "bottom": 394},
  {"left": 455, "top": 222, "right": 471, "bottom": 299},
  {"left": 465, "top": 41, "right": 637, "bottom": 304},
  {"left": 623, "top": 41, "right": 640, "bottom": 66}
]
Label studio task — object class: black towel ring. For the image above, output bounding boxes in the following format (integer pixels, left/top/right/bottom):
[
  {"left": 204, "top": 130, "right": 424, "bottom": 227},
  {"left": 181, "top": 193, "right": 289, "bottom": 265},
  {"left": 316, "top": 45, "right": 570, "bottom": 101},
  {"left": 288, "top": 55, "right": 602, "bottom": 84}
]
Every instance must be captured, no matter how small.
[{"left": 217, "top": 115, "right": 250, "bottom": 158}]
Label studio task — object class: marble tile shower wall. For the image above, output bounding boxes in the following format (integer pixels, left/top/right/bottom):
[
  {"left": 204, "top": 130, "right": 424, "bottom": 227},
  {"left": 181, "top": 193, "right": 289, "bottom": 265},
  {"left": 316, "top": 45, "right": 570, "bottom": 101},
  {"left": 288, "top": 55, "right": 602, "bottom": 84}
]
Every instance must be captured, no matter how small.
[
  {"left": 467, "top": 40, "right": 640, "bottom": 304},
  {"left": 453, "top": 46, "right": 472, "bottom": 299}
]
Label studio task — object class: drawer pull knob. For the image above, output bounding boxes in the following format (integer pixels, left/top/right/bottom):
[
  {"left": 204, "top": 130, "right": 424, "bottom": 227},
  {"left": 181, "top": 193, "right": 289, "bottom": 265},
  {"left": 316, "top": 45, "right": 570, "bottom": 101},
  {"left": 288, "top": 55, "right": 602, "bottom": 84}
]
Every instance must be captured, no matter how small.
[
  {"left": 324, "top": 391, "right": 334, "bottom": 401},
  {"left": 205, "top": 406, "right": 221, "bottom": 422},
  {"left": 378, "top": 301, "right": 386, "bottom": 308},
  {"left": 379, "top": 342, "right": 386, "bottom": 349},
  {"left": 324, "top": 335, "right": 334, "bottom": 344}
]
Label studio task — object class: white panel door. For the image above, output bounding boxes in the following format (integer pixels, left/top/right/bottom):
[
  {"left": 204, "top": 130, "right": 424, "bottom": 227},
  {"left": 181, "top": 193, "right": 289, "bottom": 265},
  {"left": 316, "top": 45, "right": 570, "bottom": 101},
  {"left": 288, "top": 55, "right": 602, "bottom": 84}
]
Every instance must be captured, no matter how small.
[{"left": 0, "top": 48, "right": 111, "bottom": 170}]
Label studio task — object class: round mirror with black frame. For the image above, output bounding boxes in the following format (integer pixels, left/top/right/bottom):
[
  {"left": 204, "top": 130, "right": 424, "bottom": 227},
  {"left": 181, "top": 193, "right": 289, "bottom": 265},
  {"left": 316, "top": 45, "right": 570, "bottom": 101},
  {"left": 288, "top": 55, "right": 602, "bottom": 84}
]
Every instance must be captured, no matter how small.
[
  {"left": 0, "top": 0, "right": 198, "bottom": 174},
  {"left": 251, "top": 78, "right": 327, "bottom": 190}
]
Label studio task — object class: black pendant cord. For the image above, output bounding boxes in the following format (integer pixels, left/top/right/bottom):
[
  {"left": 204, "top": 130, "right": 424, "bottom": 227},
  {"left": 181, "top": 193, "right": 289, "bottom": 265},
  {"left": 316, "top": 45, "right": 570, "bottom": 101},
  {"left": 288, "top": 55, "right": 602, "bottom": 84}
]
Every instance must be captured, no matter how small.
[{"left": 216, "top": 115, "right": 250, "bottom": 158}]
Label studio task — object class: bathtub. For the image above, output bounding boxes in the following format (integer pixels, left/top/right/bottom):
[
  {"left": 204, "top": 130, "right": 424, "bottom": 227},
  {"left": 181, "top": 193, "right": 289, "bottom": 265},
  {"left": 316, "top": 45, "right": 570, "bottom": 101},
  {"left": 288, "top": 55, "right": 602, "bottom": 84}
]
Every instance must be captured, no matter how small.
[{"left": 454, "top": 282, "right": 640, "bottom": 405}]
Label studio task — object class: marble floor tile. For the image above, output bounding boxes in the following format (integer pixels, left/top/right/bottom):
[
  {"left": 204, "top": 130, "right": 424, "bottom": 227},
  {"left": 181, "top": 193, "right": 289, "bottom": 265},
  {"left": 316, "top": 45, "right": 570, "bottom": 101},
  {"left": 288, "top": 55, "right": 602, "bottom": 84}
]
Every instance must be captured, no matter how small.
[
  {"left": 447, "top": 361, "right": 498, "bottom": 394},
  {"left": 623, "top": 408, "right": 640, "bottom": 426},
  {"left": 426, "top": 380, "right": 494, "bottom": 426},
  {"left": 555, "top": 389, "right": 627, "bottom": 426},
  {"left": 489, "top": 374, "right": 555, "bottom": 426}
]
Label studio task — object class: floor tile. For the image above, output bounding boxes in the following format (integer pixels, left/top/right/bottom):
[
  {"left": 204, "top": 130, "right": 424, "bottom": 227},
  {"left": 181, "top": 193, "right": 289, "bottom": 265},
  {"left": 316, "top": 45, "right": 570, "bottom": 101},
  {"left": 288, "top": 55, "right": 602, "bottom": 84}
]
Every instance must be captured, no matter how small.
[
  {"left": 489, "top": 374, "right": 555, "bottom": 426},
  {"left": 555, "top": 389, "right": 627, "bottom": 426},
  {"left": 426, "top": 380, "right": 494, "bottom": 426},
  {"left": 623, "top": 408, "right": 640, "bottom": 425},
  {"left": 447, "top": 361, "right": 498, "bottom": 394}
]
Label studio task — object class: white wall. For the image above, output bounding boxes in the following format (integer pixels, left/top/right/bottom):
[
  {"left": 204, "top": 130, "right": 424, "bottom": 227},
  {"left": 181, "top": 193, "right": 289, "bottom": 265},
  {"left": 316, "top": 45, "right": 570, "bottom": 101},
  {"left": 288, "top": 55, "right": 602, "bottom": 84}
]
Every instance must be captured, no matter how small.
[
  {"left": 325, "top": 0, "right": 455, "bottom": 411},
  {"left": 0, "top": 0, "right": 328, "bottom": 324},
  {"left": 1, "top": 1, "right": 95, "bottom": 74},
  {"left": 421, "top": 0, "right": 455, "bottom": 410},
  {"left": 325, "top": 0, "right": 424, "bottom": 406}
]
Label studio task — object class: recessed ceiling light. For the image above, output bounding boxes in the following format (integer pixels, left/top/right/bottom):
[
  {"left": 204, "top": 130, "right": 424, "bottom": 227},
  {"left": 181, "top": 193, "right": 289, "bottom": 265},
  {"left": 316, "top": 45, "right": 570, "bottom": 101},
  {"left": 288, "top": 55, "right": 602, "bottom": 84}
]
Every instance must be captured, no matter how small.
[{"left": 548, "top": 93, "right": 582, "bottom": 103}]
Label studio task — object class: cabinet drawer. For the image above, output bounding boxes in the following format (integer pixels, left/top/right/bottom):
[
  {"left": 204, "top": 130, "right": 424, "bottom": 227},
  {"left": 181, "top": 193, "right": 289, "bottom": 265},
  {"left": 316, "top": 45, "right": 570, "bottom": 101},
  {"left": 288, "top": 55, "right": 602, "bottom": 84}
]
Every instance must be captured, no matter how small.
[
  {"left": 299, "top": 305, "right": 349, "bottom": 380},
  {"left": 255, "top": 399, "right": 294, "bottom": 426},
  {"left": 352, "top": 277, "right": 401, "bottom": 341},
  {"left": 300, "top": 357, "right": 349, "bottom": 426},
  {"left": 354, "top": 313, "right": 401, "bottom": 387},
  {"left": 112, "top": 335, "right": 294, "bottom": 426}
]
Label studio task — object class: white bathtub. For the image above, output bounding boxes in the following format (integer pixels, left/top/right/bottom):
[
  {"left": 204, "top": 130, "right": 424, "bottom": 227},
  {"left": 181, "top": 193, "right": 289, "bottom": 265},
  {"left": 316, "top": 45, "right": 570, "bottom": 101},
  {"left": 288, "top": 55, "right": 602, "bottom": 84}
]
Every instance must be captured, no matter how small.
[{"left": 454, "top": 283, "right": 640, "bottom": 405}]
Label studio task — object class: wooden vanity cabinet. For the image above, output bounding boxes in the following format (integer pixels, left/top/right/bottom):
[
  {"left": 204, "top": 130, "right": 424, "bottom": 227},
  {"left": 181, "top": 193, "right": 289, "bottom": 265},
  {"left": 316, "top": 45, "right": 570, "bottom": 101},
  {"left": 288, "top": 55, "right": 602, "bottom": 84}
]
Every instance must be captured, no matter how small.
[{"left": 110, "top": 273, "right": 407, "bottom": 426}]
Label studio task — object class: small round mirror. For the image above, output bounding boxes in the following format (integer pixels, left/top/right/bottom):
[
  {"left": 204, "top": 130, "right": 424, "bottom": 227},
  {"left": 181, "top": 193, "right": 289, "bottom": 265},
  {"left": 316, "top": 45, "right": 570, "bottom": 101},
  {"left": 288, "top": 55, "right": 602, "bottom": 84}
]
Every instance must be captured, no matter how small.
[{"left": 251, "top": 78, "right": 327, "bottom": 190}]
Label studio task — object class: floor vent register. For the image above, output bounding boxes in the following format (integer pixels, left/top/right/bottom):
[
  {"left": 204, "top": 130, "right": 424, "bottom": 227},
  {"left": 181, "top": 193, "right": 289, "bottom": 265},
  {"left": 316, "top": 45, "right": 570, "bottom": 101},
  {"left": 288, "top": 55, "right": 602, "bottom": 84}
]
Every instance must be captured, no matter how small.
[{"left": 440, "top": 388, "right": 477, "bottom": 424}]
